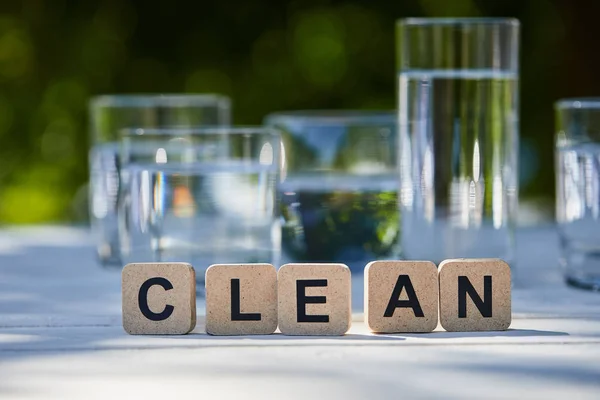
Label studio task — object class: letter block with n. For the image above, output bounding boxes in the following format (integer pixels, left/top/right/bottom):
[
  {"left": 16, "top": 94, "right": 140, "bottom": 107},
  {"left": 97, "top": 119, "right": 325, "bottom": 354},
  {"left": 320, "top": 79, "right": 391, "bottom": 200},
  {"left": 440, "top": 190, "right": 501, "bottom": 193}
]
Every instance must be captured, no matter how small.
[
  {"left": 205, "top": 264, "right": 277, "bottom": 335},
  {"left": 278, "top": 263, "right": 351, "bottom": 336},
  {"left": 364, "top": 261, "right": 438, "bottom": 333},
  {"left": 122, "top": 263, "right": 196, "bottom": 335},
  {"left": 439, "top": 259, "right": 511, "bottom": 332}
]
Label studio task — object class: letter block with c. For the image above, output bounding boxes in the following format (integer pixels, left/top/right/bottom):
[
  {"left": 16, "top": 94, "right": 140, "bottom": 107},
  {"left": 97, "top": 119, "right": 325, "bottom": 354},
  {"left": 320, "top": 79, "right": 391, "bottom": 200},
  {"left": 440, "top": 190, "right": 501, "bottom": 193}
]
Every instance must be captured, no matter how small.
[
  {"left": 122, "top": 263, "right": 196, "bottom": 335},
  {"left": 278, "top": 263, "right": 351, "bottom": 336}
]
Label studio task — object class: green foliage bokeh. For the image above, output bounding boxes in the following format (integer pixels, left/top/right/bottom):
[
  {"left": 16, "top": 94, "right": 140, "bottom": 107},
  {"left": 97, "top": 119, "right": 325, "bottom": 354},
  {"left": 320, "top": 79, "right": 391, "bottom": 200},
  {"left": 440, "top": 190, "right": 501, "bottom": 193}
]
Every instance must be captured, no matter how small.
[{"left": 0, "top": 0, "right": 596, "bottom": 223}]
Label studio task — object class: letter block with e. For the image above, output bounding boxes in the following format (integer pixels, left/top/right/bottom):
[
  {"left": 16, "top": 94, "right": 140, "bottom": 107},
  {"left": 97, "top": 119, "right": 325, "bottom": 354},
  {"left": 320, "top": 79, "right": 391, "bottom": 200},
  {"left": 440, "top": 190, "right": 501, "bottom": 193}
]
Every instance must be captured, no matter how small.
[
  {"left": 205, "top": 264, "right": 278, "bottom": 335},
  {"left": 122, "top": 263, "right": 196, "bottom": 335},
  {"left": 439, "top": 259, "right": 511, "bottom": 332},
  {"left": 364, "top": 260, "right": 439, "bottom": 333},
  {"left": 278, "top": 263, "right": 351, "bottom": 336}
]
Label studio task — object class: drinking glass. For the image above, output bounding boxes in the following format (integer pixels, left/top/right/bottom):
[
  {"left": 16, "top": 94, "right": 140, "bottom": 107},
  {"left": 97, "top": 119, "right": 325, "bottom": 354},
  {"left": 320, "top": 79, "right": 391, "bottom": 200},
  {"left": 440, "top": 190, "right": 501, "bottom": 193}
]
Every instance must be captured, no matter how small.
[
  {"left": 89, "top": 94, "right": 231, "bottom": 266},
  {"left": 118, "top": 127, "right": 281, "bottom": 282},
  {"left": 265, "top": 111, "right": 399, "bottom": 271},
  {"left": 397, "top": 18, "right": 520, "bottom": 264},
  {"left": 556, "top": 99, "right": 600, "bottom": 290}
]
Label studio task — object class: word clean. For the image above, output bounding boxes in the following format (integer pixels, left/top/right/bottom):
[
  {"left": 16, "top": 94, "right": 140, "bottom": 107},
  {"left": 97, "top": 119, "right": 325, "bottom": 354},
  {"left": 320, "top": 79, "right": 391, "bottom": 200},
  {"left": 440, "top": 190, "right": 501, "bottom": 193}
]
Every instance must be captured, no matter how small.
[{"left": 121, "top": 259, "right": 511, "bottom": 336}]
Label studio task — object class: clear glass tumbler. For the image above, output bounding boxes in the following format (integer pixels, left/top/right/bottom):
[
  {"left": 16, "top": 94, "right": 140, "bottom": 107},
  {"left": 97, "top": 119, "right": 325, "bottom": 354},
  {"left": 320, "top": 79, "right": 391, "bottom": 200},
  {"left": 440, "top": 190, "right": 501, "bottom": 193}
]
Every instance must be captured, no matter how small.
[
  {"left": 556, "top": 99, "right": 600, "bottom": 290},
  {"left": 89, "top": 94, "right": 231, "bottom": 266},
  {"left": 265, "top": 111, "right": 399, "bottom": 272},
  {"left": 397, "top": 18, "right": 520, "bottom": 264},
  {"left": 118, "top": 127, "right": 281, "bottom": 283}
]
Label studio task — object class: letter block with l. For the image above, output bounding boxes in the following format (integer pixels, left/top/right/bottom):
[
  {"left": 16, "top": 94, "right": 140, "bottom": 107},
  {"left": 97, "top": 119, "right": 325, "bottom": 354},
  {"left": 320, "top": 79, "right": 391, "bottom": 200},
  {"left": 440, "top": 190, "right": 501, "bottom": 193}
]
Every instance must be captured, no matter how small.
[
  {"left": 205, "top": 264, "right": 278, "bottom": 335},
  {"left": 122, "top": 263, "right": 196, "bottom": 335}
]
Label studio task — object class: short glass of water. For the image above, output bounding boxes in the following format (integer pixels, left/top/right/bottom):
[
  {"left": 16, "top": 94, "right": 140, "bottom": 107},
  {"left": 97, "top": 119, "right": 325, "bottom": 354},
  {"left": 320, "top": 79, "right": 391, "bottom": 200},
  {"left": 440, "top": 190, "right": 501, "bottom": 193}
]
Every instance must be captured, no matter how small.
[
  {"left": 265, "top": 111, "right": 399, "bottom": 271},
  {"left": 556, "top": 99, "right": 600, "bottom": 290},
  {"left": 118, "top": 127, "right": 281, "bottom": 284},
  {"left": 89, "top": 94, "right": 231, "bottom": 266}
]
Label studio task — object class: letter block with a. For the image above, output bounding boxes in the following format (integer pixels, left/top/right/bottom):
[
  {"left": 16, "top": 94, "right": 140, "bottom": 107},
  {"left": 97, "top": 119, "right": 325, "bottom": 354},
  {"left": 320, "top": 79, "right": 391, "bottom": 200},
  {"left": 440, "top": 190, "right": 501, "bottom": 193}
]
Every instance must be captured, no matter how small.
[
  {"left": 439, "top": 258, "right": 511, "bottom": 332},
  {"left": 278, "top": 263, "right": 351, "bottom": 336},
  {"left": 122, "top": 263, "right": 196, "bottom": 335},
  {"left": 364, "top": 260, "right": 438, "bottom": 333},
  {"left": 205, "top": 263, "right": 277, "bottom": 335}
]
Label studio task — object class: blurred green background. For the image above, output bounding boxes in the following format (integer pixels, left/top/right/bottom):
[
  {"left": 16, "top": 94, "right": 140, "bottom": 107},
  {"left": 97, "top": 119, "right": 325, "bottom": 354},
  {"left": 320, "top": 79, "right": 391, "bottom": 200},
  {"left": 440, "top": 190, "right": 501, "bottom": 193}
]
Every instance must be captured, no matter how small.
[{"left": 0, "top": 0, "right": 594, "bottom": 223}]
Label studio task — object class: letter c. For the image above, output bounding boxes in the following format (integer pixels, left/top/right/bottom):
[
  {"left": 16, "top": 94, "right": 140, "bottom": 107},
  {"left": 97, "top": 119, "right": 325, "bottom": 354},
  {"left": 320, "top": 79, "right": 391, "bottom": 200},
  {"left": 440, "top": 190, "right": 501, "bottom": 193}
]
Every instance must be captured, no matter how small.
[{"left": 138, "top": 277, "right": 175, "bottom": 321}]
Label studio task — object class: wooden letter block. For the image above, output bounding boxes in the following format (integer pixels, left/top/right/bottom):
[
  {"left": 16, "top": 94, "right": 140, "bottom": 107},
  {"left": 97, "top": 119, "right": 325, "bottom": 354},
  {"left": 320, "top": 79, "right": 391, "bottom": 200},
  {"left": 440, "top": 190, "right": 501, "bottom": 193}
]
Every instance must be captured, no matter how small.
[
  {"left": 278, "top": 263, "right": 351, "bottom": 336},
  {"left": 122, "top": 263, "right": 196, "bottom": 335},
  {"left": 364, "top": 260, "right": 438, "bottom": 333},
  {"left": 439, "top": 258, "right": 511, "bottom": 332},
  {"left": 205, "top": 263, "right": 277, "bottom": 335}
]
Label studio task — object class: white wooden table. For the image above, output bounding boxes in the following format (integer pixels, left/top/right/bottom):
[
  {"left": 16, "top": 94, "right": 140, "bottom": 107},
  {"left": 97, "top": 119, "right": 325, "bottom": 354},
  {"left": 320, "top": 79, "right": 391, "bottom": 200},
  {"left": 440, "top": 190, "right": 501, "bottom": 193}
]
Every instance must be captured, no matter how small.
[{"left": 0, "top": 226, "right": 599, "bottom": 399}]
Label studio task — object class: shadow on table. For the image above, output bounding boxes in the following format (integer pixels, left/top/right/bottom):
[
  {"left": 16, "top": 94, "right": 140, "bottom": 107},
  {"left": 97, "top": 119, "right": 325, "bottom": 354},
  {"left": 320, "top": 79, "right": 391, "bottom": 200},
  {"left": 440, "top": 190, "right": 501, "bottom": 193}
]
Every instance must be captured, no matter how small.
[
  {"left": 183, "top": 330, "right": 407, "bottom": 342},
  {"left": 398, "top": 328, "right": 569, "bottom": 339},
  {"left": 183, "top": 317, "right": 409, "bottom": 342},
  {"left": 178, "top": 328, "right": 568, "bottom": 343}
]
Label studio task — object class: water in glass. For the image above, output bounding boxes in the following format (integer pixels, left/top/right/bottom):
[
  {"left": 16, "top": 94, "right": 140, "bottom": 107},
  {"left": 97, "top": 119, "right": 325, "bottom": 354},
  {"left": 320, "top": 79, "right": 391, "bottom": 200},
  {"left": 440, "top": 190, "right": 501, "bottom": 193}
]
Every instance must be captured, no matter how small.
[{"left": 399, "top": 69, "right": 519, "bottom": 263}]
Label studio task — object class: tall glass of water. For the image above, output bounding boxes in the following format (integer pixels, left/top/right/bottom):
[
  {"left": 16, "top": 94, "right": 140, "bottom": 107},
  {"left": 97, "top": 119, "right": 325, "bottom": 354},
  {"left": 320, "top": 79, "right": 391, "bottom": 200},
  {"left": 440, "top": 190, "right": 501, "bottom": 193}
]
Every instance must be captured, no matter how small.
[
  {"left": 265, "top": 111, "right": 399, "bottom": 271},
  {"left": 556, "top": 99, "right": 600, "bottom": 290},
  {"left": 397, "top": 18, "right": 520, "bottom": 264},
  {"left": 89, "top": 94, "right": 231, "bottom": 266},
  {"left": 118, "top": 127, "right": 281, "bottom": 283}
]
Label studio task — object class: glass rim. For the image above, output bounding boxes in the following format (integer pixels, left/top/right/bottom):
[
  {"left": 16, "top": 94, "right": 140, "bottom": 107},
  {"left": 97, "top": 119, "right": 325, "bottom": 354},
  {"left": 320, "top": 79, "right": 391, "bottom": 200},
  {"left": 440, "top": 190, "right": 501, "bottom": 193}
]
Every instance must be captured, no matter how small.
[
  {"left": 397, "top": 17, "right": 519, "bottom": 27},
  {"left": 265, "top": 109, "right": 395, "bottom": 125},
  {"left": 555, "top": 98, "right": 600, "bottom": 110},
  {"left": 90, "top": 93, "right": 231, "bottom": 108},
  {"left": 120, "top": 126, "right": 280, "bottom": 138}
]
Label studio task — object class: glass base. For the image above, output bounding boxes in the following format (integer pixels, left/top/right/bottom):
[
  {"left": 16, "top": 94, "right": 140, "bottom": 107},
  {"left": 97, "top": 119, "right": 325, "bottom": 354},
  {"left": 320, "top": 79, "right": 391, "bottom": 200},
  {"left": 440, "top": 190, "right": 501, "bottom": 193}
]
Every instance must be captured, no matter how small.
[
  {"left": 561, "top": 248, "right": 600, "bottom": 292},
  {"left": 96, "top": 240, "right": 122, "bottom": 268},
  {"left": 565, "top": 275, "right": 600, "bottom": 291},
  {"left": 97, "top": 254, "right": 122, "bottom": 269}
]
